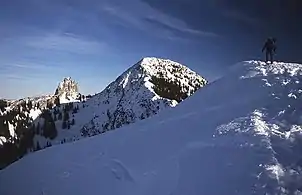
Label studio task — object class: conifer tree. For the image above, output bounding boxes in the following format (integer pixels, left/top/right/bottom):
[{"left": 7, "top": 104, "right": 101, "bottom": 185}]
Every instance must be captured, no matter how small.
[
  {"left": 62, "top": 120, "right": 67, "bottom": 129},
  {"left": 47, "top": 100, "right": 53, "bottom": 109},
  {"left": 54, "top": 97, "right": 60, "bottom": 107},
  {"left": 36, "top": 142, "right": 41, "bottom": 151},
  {"left": 28, "top": 100, "right": 33, "bottom": 110},
  {"left": 42, "top": 110, "right": 57, "bottom": 139},
  {"left": 63, "top": 111, "right": 69, "bottom": 122},
  {"left": 67, "top": 121, "right": 71, "bottom": 129},
  {"left": 36, "top": 122, "right": 40, "bottom": 134},
  {"left": 58, "top": 111, "right": 62, "bottom": 120}
]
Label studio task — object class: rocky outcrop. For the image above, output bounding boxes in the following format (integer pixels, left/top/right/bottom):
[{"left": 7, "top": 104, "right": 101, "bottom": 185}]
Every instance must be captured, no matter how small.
[{"left": 54, "top": 77, "right": 79, "bottom": 102}]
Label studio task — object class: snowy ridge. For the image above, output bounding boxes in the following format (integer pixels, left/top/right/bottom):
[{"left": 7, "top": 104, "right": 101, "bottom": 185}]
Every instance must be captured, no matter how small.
[{"left": 2, "top": 60, "right": 302, "bottom": 194}]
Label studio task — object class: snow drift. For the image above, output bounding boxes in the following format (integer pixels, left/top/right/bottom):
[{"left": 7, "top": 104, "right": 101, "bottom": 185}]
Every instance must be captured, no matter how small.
[{"left": 1, "top": 61, "right": 302, "bottom": 195}]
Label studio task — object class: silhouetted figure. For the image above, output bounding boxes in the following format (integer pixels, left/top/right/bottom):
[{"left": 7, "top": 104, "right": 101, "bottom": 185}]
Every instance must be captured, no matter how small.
[{"left": 262, "top": 38, "right": 277, "bottom": 63}]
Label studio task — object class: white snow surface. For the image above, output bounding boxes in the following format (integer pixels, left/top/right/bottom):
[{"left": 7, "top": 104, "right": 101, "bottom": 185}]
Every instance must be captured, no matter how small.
[
  {"left": 29, "top": 108, "right": 42, "bottom": 121},
  {"left": 8, "top": 121, "right": 16, "bottom": 139},
  {"left": 2, "top": 61, "right": 302, "bottom": 194},
  {"left": 58, "top": 92, "right": 79, "bottom": 104},
  {"left": 0, "top": 137, "right": 6, "bottom": 145}
]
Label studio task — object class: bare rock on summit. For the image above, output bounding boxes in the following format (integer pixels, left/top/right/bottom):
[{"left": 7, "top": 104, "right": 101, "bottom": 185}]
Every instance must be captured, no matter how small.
[{"left": 54, "top": 77, "right": 80, "bottom": 102}]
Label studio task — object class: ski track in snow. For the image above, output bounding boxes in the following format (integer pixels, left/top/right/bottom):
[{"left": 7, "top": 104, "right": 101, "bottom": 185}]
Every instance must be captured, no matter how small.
[{"left": 2, "top": 61, "right": 302, "bottom": 194}]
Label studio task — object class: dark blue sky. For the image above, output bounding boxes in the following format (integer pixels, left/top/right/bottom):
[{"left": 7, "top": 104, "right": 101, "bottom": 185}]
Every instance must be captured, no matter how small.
[{"left": 1, "top": 0, "right": 301, "bottom": 99}]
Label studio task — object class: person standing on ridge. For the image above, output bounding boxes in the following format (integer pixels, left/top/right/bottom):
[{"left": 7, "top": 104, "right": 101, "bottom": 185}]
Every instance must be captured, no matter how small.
[{"left": 262, "top": 37, "right": 277, "bottom": 63}]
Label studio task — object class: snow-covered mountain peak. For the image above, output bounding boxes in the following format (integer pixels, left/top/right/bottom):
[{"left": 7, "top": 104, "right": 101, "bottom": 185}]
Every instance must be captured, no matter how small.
[
  {"left": 138, "top": 57, "right": 203, "bottom": 80},
  {"left": 78, "top": 57, "right": 207, "bottom": 136},
  {"left": 115, "top": 57, "right": 207, "bottom": 102}
]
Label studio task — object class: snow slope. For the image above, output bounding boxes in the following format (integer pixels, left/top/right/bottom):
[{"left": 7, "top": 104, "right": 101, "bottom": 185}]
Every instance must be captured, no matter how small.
[{"left": 2, "top": 61, "right": 302, "bottom": 194}]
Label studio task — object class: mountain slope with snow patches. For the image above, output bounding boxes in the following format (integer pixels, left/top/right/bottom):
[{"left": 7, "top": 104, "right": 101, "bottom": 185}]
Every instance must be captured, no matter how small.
[
  {"left": 0, "top": 77, "right": 82, "bottom": 169},
  {"left": 2, "top": 60, "right": 302, "bottom": 194},
  {"left": 78, "top": 57, "right": 206, "bottom": 136},
  {"left": 0, "top": 57, "right": 206, "bottom": 169},
  {"left": 35, "top": 57, "right": 206, "bottom": 145},
  {"left": 0, "top": 76, "right": 81, "bottom": 146}
]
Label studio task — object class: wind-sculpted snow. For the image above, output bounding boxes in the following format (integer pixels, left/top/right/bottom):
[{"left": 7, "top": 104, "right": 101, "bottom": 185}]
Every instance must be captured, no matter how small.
[{"left": 2, "top": 61, "right": 302, "bottom": 194}]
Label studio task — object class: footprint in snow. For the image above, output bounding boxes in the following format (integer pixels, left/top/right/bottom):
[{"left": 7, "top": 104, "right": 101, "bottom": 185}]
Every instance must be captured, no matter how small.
[{"left": 108, "top": 159, "right": 135, "bottom": 182}]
